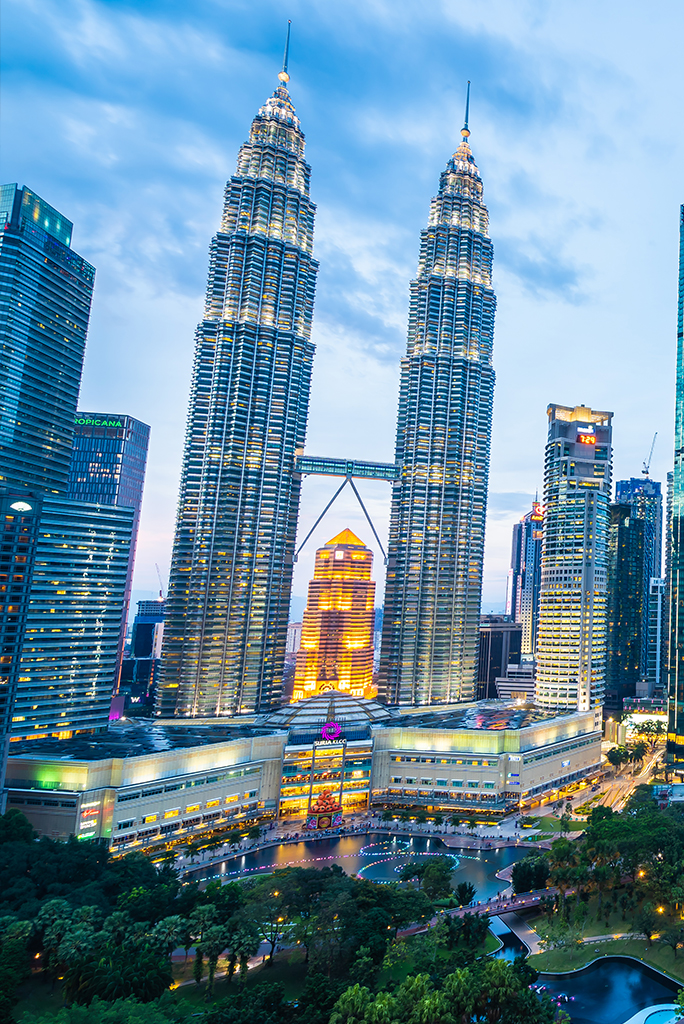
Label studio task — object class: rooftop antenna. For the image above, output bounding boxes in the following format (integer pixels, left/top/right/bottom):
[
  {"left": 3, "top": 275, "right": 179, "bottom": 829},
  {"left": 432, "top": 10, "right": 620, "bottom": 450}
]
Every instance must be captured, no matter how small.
[
  {"left": 461, "top": 80, "right": 471, "bottom": 140},
  {"left": 278, "top": 20, "right": 292, "bottom": 84}
]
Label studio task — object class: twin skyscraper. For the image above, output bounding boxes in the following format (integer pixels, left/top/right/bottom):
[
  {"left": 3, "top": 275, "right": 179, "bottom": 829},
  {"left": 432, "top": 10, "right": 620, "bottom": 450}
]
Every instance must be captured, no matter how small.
[{"left": 158, "top": 65, "right": 496, "bottom": 715}]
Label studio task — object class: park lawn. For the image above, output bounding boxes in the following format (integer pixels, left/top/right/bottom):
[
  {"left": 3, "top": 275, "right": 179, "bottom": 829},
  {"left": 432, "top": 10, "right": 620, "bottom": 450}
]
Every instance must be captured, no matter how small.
[
  {"left": 528, "top": 936, "right": 684, "bottom": 985},
  {"left": 534, "top": 816, "right": 585, "bottom": 833},
  {"left": 13, "top": 972, "right": 65, "bottom": 1018},
  {"left": 527, "top": 895, "right": 678, "bottom": 939},
  {"left": 173, "top": 949, "right": 309, "bottom": 1006}
]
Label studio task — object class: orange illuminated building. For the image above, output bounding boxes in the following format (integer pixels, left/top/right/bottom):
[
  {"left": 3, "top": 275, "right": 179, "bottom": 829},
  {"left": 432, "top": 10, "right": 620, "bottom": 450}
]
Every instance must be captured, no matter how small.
[{"left": 292, "top": 529, "right": 376, "bottom": 701}]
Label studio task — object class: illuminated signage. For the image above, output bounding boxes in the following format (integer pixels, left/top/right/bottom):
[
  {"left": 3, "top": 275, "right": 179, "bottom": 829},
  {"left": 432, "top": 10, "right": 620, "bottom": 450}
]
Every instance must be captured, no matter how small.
[
  {"left": 321, "top": 722, "right": 341, "bottom": 741},
  {"left": 577, "top": 434, "right": 596, "bottom": 445},
  {"left": 9, "top": 501, "right": 33, "bottom": 512},
  {"left": 75, "top": 417, "right": 124, "bottom": 428}
]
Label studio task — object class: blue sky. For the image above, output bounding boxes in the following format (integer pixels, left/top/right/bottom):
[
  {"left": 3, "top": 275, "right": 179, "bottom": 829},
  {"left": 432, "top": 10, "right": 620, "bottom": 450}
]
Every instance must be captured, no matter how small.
[{"left": 2, "top": 0, "right": 683, "bottom": 613}]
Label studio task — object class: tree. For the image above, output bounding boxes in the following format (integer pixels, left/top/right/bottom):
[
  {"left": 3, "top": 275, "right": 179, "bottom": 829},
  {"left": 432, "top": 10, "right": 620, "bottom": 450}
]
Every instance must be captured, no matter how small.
[
  {"left": 559, "top": 812, "right": 572, "bottom": 837},
  {"left": 0, "top": 809, "right": 34, "bottom": 845},
  {"left": 247, "top": 826, "right": 261, "bottom": 842},
  {"left": 380, "top": 810, "right": 393, "bottom": 823},
  {"left": 415, "top": 810, "right": 428, "bottom": 825},
  {"left": 223, "top": 918, "right": 260, "bottom": 985},
  {"left": 660, "top": 927, "right": 684, "bottom": 959},
  {"left": 243, "top": 879, "right": 288, "bottom": 964},
  {"left": 421, "top": 857, "right": 453, "bottom": 900},
  {"left": 399, "top": 861, "right": 425, "bottom": 887},
  {"left": 636, "top": 904, "right": 660, "bottom": 946},
  {"left": 454, "top": 882, "right": 476, "bottom": 906},
  {"left": 511, "top": 857, "right": 549, "bottom": 894},
  {"left": 433, "top": 813, "right": 444, "bottom": 828}
]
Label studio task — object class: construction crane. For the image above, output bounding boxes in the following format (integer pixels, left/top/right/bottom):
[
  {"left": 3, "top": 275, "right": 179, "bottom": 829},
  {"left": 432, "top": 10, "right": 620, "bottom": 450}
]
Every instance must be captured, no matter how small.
[
  {"left": 642, "top": 432, "right": 657, "bottom": 477},
  {"left": 155, "top": 563, "right": 166, "bottom": 601}
]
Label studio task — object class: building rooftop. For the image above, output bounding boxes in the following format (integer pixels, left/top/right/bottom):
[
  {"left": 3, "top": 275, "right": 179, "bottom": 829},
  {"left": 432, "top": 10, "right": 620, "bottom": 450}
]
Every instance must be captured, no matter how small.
[
  {"left": 7, "top": 718, "right": 275, "bottom": 762},
  {"left": 390, "top": 700, "right": 575, "bottom": 732},
  {"left": 260, "top": 691, "right": 394, "bottom": 738}
]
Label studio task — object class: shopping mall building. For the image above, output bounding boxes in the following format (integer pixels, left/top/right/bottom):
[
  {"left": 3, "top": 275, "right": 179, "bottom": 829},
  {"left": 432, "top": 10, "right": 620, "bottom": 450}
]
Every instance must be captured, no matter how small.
[{"left": 4, "top": 693, "right": 602, "bottom": 851}]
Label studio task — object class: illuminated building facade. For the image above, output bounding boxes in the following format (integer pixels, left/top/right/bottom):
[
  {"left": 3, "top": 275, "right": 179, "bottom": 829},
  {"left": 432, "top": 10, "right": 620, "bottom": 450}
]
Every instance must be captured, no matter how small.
[
  {"left": 536, "top": 404, "right": 613, "bottom": 712},
  {"left": 12, "top": 498, "right": 134, "bottom": 740},
  {"left": 68, "top": 413, "right": 150, "bottom": 686},
  {"left": 159, "top": 66, "right": 318, "bottom": 717},
  {"left": 4, "top": 693, "right": 602, "bottom": 845},
  {"left": 292, "top": 529, "right": 376, "bottom": 702},
  {"left": 669, "top": 206, "right": 684, "bottom": 763},
  {"left": 0, "top": 184, "right": 94, "bottom": 496},
  {"left": 380, "top": 109, "right": 496, "bottom": 706},
  {"left": 506, "top": 504, "right": 543, "bottom": 656}
]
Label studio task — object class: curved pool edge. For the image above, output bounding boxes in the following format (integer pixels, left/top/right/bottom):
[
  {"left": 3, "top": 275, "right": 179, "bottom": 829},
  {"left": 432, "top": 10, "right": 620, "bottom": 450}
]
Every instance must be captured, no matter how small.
[
  {"left": 622, "top": 1006, "right": 677, "bottom": 1024},
  {"left": 538, "top": 952, "right": 682, "bottom": 988}
]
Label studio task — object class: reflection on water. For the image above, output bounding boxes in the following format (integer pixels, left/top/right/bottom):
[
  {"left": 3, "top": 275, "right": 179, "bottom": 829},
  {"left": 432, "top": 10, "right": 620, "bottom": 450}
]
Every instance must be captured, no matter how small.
[
  {"left": 189, "top": 832, "right": 529, "bottom": 901},
  {"left": 538, "top": 957, "right": 678, "bottom": 1024},
  {"left": 488, "top": 916, "right": 526, "bottom": 961}
]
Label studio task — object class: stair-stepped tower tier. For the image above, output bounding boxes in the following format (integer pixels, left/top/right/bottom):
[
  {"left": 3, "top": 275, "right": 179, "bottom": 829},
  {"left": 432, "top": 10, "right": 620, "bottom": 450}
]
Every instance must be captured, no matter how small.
[
  {"left": 159, "top": 81, "right": 319, "bottom": 717},
  {"left": 380, "top": 128, "right": 496, "bottom": 706}
]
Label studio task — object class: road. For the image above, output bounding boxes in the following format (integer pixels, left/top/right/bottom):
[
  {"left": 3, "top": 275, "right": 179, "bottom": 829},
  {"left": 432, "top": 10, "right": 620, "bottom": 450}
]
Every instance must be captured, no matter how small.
[{"left": 595, "top": 746, "right": 662, "bottom": 813}]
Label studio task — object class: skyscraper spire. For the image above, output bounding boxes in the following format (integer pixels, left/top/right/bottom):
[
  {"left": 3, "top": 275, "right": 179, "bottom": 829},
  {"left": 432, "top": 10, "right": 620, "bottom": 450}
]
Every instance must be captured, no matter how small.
[
  {"left": 159, "top": 62, "right": 319, "bottom": 717},
  {"left": 278, "top": 20, "right": 292, "bottom": 84},
  {"left": 462, "top": 80, "right": 471, "bottom": 139},
  {"left": 379, "top": 95, "right": 496, "bottom": 707}
]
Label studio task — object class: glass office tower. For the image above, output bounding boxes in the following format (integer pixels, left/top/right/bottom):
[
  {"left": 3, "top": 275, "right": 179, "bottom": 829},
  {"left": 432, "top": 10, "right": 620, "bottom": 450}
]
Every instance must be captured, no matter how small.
[
  {"left": 379, "top": 114, "right": 496, "bottom": 706},
  {"left": 68, "top": 412, "right": 150, "bottom": 684},
  {"left": 605, "top": 504, "right": 644, "bottom": 710},
  {"left": 0, "top": 185, "right": 94, "bottom": 495},
  {"left": 536, "top": 404, "right": 613, "bottom": 712},
  {"left": 669, "top": 207, "right": 684, "bottom": 763},
  {"left": 11, "top": 499, "right": 134, "bottom": 740},
  {"left": 159, "top": 67, "right": 318, "bottom": 717},
  {"left": 615, "top": 477, "right": 663, "bottom": 681}
]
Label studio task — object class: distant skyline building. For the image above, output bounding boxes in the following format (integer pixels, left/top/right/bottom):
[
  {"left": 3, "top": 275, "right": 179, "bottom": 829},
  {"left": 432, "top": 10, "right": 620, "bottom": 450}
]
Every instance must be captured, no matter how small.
[
  {"left": 669, "top": 206, "right": 684, "bottom": 764},
  {"left": 476, "top": 616, "right": 521, "bottom": 701},
  {"left": 120, "top": 599, "right": 165, "bottom": 710},
  {"left": 12, "top": 499, "right": 134, "bottom": 740},
  {"left": 505, "top": 502, "right": 543, "bottom": 656},
  {"left": 536, "top": 403, "right": 613, "bottom": 712},
  {"left": 68, "top": 412, "right": 150, "bottom": 686},
  {"left": 159, "top": 62, "right": 319, "bottom": 716},
  {"left": 605, "top": 504, "right": 644, "bottom": 710},
  {"left": 380, "top": 97, "right": 496, "bottom": 706},
  {"left": 0, "top": 184, "right": 94, "bottom": 496},
  {"left": 292, "top": 529, "right": 376, "bottom": 702},
  {"left": 615, "top": 477, "right": 663, "bottom": 682}
]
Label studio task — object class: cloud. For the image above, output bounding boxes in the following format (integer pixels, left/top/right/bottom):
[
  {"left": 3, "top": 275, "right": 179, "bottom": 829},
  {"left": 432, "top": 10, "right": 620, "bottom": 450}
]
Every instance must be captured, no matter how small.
[{"left": 2, "top": 0, "right": 682, "bottom": 607}]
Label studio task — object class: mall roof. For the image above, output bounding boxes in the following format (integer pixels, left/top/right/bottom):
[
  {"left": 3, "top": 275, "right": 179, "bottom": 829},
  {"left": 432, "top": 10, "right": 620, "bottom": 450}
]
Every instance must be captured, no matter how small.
[{"left": 389, "top": 701, "right": 574, "bottom": 732}]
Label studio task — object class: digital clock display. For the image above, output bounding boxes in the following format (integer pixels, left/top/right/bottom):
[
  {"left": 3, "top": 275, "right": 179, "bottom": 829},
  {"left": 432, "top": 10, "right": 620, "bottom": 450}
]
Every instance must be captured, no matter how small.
[{"left": 577, "top": 434, "right": 596, "bottom": 445}]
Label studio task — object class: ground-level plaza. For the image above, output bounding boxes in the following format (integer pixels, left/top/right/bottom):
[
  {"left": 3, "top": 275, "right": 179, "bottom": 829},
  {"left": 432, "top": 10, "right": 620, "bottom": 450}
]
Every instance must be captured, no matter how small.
[{"left": 5, "top": 692, "right": 602, "bottom": 852}]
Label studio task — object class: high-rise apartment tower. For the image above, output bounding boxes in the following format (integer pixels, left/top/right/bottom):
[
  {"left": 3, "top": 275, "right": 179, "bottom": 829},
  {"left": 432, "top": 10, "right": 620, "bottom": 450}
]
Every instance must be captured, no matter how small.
[
  {"left": 505, "top": 503, "right": 543, "bottom": 656},
  {"left": 669, "top": 207, "right": 684, "bottom": 762},
  {"left": 159, "top": 61, "right": 318, "bottom": 716},
  {"left": 293, "top": 529, "right": 376, "bottom": 702},
  {"left": 379, "top": 96, "right": 496, "bottom": 706},
  {"left": 536, "top": 404, "right": 613, "bottom": 712}
]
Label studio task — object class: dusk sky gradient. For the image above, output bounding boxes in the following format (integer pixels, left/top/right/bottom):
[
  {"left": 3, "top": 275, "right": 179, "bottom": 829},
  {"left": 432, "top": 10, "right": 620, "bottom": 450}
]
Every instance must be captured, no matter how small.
[{"left": 2, "top": 0, "right": 683, "bottom": 616}]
